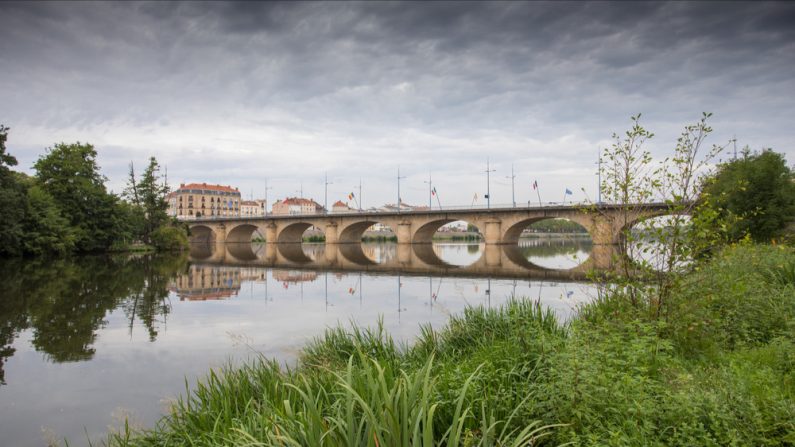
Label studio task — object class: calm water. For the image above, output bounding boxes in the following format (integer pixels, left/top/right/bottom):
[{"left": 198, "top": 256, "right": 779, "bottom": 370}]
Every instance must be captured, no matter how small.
[{"left": 0, "top": 238, "right": 593, "bottom": 446}]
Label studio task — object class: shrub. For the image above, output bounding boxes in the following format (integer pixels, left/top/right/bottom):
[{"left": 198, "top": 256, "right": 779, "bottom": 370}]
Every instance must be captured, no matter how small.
[{"left": 149, "top": 225, "right": 188, "bottom": 251}]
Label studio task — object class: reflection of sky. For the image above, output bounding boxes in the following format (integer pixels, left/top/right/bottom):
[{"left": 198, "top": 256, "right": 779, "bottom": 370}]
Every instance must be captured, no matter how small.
[{"left": 0, "top": 243, "right": 594, "bottom": 447}]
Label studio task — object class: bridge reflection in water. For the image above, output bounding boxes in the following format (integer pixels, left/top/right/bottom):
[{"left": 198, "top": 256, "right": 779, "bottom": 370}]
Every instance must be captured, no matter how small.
[{"left": 189, "top": 238, "right": 608, "bottom": 282}]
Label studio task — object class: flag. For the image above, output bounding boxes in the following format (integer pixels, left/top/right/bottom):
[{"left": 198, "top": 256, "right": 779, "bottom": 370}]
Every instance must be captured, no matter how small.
[
  {"left": 565, "top": 188, "right": 573, "bottom": 195},
  {"left": 431, "top": 187, "right": 436, "bottom": 196},
  {"left": 532, "top": 180, "right": 538, "bottom": 190},
  {"left": 348, "top": 192, "right": 354, "bottom": 200}
]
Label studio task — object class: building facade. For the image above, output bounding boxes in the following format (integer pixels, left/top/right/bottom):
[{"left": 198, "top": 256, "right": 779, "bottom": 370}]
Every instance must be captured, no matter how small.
[
  {"left": 241, "top": 200, "right": 267, "bottom": 217},
  {"left": 167, "top": 183, "right": 241, "bottom": 219},
  {"left": 331, "top": 200, "right": 352, "bottom": 213},
  {"left": 271, "top": 197, "right": 324, "bottom": 215}
]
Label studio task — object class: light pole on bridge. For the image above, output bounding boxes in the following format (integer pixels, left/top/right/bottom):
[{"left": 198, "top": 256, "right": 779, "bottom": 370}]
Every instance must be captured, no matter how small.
[
  {"left": 485, "top": 157, "right": 496, "bottom": 209},
  {"left": 397, "top": 167, "right": 406, "bottom": 214},
  {"left": 324, "top": 172, "right": 332, "bottom": 215},
  {"left": 506, "top": 163, "right": 516, "bottom": 208},
  {"left": 424, "top": 172, "right": 432, "bottom": 209}
]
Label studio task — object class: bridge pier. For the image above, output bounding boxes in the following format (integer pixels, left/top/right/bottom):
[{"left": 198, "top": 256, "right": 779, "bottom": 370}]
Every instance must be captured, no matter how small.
[
  {"left": 483, "top": 219, "right": 502, "bottom": 244},
  {"left": 396, "top": 221, "right": 412, "bottom": 244},
  {"left": 264, "top": 223, "right": 277, "bottom": 243},
  {"left": 324, "top": 222, "right": 339, "bottom": 244}
]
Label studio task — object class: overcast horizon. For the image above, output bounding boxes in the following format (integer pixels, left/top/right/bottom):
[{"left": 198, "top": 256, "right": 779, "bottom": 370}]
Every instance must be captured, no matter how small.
[{"left": 1, "top": 1, "right": 794, "bottom": 208}]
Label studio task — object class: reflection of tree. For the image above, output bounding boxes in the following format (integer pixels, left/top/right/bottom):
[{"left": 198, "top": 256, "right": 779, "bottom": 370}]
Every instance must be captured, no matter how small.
[
  {"left": 0, "top": 253, "right": 187, "bottom": 384},
  {"left": 518, "top": 239, "right": 593, "bottom": 259},
  {"left": 121, "top": 254, "right": 188, "bottom": 341},
  {"left": 0, "top": 259, "right": 30, "bottom": 384}
]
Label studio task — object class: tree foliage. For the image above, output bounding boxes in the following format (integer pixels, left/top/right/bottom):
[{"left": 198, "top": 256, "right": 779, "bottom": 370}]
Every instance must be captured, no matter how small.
[
  {"left": 0, "top": 126, "right": 26, "bottom": 256},
  {"left": 696, "top": 149, "right": 795, "bottom": 243},
  {"left": 33, "top": 142, "right": 122, "bottom": 252}
]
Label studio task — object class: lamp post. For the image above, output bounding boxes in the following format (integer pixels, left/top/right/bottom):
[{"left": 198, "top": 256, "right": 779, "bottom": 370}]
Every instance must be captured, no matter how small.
[
  {"left": 506, "top": 163, "right": 516, "bottom": 207},
  {"left": 324, "top": 172, "right": 332, "bottom": 215},
  {"left": 485, "top": 158, "right": 496, "bottom": 209},
  {"left": 423, "top": 172, "right": 432, "bottom": 208},
  {"left": 357, "top": 178, "right": 362, "bottom": 211},
  {"left": 397, "top": 167, "right": 406, "bottom": 214}
]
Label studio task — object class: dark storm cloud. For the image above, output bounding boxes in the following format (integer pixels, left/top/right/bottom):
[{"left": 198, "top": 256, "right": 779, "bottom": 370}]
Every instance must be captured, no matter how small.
[{"left": 0, "top": 1, "right": 793, "bottom": 204}]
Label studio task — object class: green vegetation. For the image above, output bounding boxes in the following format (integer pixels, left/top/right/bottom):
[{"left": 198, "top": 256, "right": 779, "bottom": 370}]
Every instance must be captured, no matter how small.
[
  {"left": 433, "top": 234, "right": 482, "bottom": 242},
  {"left": 362, "top": 234, "right": 398, "bottom": 242},
  {"left": 526, "top": 219, "right": 588, "bottom": 234},
  {"left": 107, "top": 244, "right": 795, "bottom": 446},
  {"left": 0, "top": 125, "right": 187, "bottom": 257},
  {"left": 304, "top": 234, "right": 327, "bottom": 243},
  {"left": 696, "top": 149, "right": 795, "bottom": 243}
]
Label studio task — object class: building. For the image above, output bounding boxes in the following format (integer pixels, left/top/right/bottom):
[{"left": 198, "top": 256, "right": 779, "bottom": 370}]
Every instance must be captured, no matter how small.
[
  {"left": 169, "top": 265, "right": 241, "bottom": 301},
  {"left": 241, "top": 200, "right": 267, "bottom": 217},
  {"left": 271, "top": 197, "right": 325, "bottom": 215},
  {"left": 331, "top": 200, "right": 353, "bottom": 213},
  {"left": 167, "top": 183, "right": 241, "bottom": 219}
]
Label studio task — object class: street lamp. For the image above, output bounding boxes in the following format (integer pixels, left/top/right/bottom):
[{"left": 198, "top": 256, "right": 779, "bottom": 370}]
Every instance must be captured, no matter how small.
[
  {"left": 423, "top": 172, "right": 432, "bottom": 208},
  {"left": 505, "top": 163, "right": 516, "bottom": 207},
  {"left": 324, "top": 172, "right": 332, "bottom": 215},
  {"left": 485, "top": 157, "right": 496, "bottom": 209},
  {"left": 397, "top": 167, "right": 406, "bottom": 214}
]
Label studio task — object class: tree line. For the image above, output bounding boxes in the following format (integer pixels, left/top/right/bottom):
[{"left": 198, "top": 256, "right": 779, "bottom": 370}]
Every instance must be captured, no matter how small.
[{"left": 0, "top": 125, "right": 187, "bottom": 257}]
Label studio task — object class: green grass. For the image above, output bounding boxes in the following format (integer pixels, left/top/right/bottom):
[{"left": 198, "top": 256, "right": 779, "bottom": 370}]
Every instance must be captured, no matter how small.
[{"left": 106, "top": 244, "right": 795, "bottom": 446}]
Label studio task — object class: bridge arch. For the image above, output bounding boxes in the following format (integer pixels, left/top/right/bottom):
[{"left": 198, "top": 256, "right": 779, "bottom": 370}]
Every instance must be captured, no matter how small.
[
  {"left": 501, "top": 214, "right": 594, "bottom": 245},
  {"left": 189, "top": 225, "right": 216, "bottom": 244},
  {"left": 412, "top": 219, "right": 482, "bottom": 244},
  {"left": 338, "top": 220, "right": 396, "bottom": 243},
  {"left": 226, "top": 224, "right": 259, "bottom": 243},
  {"left": 277, "top": 222, "right": 315, "bottom": 244}
]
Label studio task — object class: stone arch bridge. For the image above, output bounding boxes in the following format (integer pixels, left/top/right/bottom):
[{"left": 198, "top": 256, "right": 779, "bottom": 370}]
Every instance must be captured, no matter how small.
[{"left": 187, "top": 203, "right": 673, "bottom": 248}]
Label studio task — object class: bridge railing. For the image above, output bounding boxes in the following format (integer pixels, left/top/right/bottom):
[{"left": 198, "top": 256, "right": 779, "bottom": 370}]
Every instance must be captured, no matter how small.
[{"left": 178, "top": 200, "right": 607, "bottom": 221}]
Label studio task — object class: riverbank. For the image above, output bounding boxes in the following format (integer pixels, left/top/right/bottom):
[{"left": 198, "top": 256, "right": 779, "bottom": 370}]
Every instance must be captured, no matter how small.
[{"left": 108, "top": 244, "right": 794, "bottom": 446}]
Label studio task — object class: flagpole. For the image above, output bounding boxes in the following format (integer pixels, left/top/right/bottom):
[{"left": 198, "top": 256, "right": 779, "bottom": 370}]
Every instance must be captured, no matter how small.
[
  {"left": 358, "top": 178, "right": 362, "bottom": 211},
  {"left": 536, "top": 186, "right": 542, "bottom": 207}
]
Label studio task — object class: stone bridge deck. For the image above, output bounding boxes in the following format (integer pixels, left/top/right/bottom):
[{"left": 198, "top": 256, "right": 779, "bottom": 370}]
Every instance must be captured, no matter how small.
[{"left": 186, "top": 203, "right": 673, "bottom": 248}]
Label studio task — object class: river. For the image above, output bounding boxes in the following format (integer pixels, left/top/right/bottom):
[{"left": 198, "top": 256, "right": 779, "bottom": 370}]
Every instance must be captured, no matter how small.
[{"left": 0, "top": 237, "right": 594, "bottom": 446}]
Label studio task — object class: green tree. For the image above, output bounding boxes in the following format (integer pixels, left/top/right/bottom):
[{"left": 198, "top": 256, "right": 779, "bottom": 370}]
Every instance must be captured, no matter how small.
[
  {"left": 0, "top": 125, "right": 26, "bottom": 256},
  {"left": 697, "top": 149, "right": 795, "bottom": 243},
  {"left": 21, "top": 182, "right": 76, "bottom": 255},
  {"left": 137, "top": 157, "right": 170, "bottom": 242},
  {"left": 33, "top": 142, "right": 122, "bottom": 252}
]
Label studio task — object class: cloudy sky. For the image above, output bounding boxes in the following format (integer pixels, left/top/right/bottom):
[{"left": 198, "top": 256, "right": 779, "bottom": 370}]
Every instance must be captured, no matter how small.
[{"left": 1, "top": 1, "right": 793, "bottom": 208}]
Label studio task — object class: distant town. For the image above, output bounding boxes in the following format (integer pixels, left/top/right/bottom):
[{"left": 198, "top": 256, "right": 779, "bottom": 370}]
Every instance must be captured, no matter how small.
[
  {"left": 166, "top": 181, "right": 436, "bottom": 219},
  {"left": 166, "top": 182, "right": 475, "bottom": 235}
]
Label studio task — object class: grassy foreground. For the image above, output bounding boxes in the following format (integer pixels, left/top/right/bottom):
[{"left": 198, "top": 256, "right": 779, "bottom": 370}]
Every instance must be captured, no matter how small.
[{"left": 109, "top": 244, "right": 794, "bottom": 446}]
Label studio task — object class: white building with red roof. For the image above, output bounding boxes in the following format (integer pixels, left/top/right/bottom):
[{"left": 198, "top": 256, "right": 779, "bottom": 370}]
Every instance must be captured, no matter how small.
[
  {"left": 331, "top": 200, "right": 352, "bottom": 213},
  {"left": 271, "top": 197, "right": 325, "bottom": 215},
  {"left": 167, "top": 182, "right": 241, "bottom": 219}
]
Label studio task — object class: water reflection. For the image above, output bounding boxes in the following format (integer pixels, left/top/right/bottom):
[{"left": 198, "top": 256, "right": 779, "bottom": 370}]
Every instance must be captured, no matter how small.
[
  {"left": 193, "top": 239, "right": 603, "bottom": 280},
  {"left": 0, "top": 240, "right": 599, "bottom": 447}
]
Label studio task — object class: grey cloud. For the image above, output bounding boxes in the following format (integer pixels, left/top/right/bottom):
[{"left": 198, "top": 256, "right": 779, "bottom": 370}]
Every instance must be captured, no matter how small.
[{"left": 0, "top": 1, "right": 793, "bottom": 204}]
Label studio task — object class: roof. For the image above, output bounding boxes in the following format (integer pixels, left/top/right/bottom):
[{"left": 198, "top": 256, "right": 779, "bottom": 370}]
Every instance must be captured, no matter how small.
[
  {"left": 177, "top": 183, "right": 240, "bottom": 194},
  {"left": 241, "top": 200, "right": 260, "bottom": 206},
  {"left": 279, "top": 197, "right": 323, "bottom": 207},
  {"left": 333, "top": 200, "right": 348, "bottom": 207}
]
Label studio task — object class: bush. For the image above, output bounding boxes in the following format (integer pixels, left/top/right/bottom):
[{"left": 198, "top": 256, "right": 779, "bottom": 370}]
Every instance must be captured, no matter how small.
[{"left": 149, "top": 225, "right": 188, "bottom": 251}]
